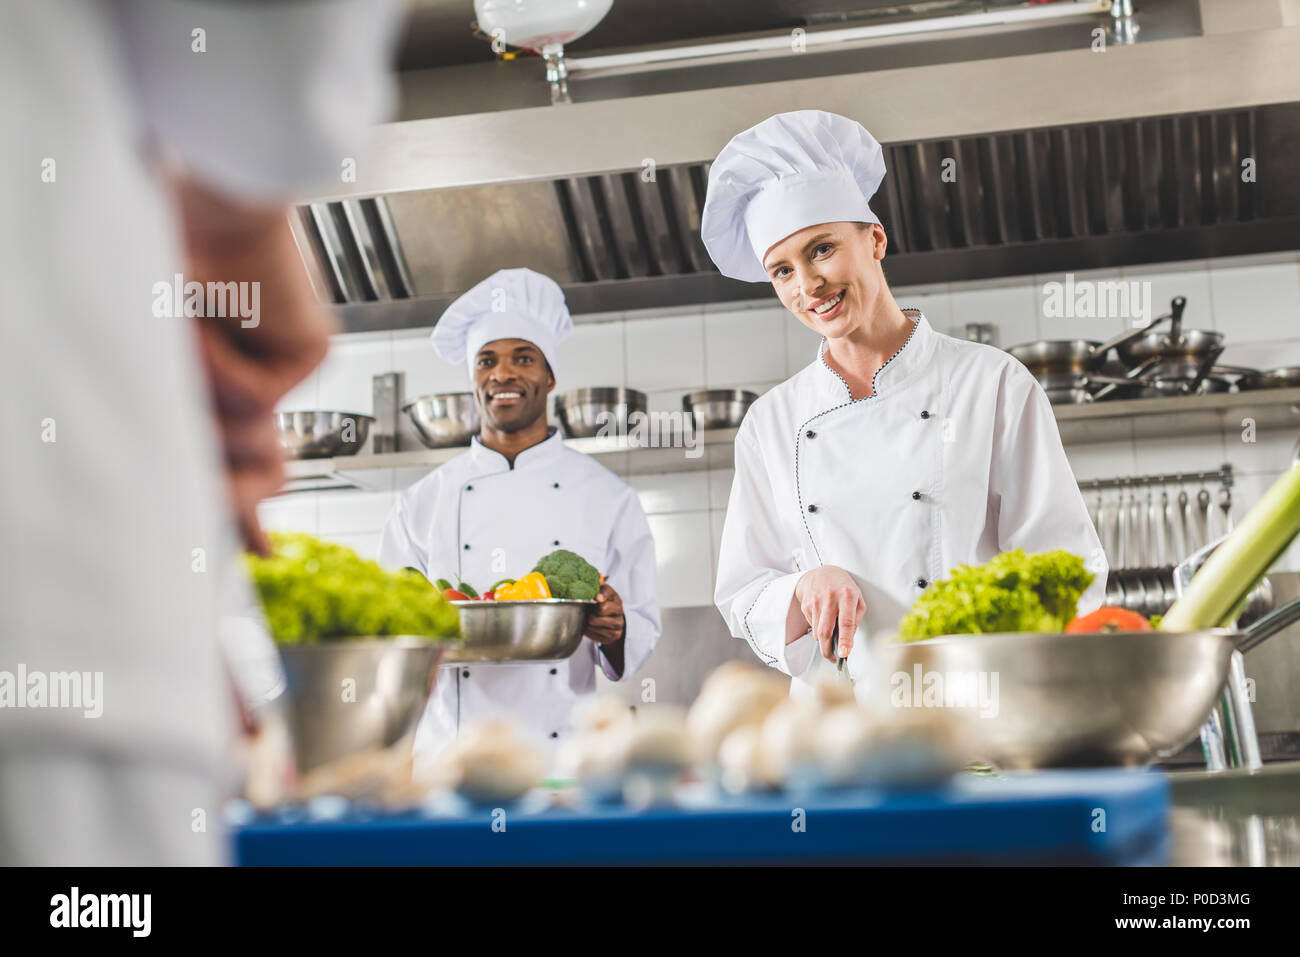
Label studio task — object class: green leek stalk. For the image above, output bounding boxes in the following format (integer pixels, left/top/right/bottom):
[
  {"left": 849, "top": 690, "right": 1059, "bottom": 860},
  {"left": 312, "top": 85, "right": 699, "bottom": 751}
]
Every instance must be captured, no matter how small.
[{"left": 1160, "top": 462, "right": 1300, "bottom": 631}]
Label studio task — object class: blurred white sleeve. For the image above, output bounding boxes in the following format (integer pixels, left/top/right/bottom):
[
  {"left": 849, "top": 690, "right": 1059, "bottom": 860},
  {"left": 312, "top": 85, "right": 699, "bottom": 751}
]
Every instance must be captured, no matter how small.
[
  {"left": 378, "top": 493, "right": 427, "bottom": 575},
  {"left": 109, "top": 0, "right": 404, "bottom": 201},
  {"left": 714, "top": 424, "right": 816, "bottom": 678}
]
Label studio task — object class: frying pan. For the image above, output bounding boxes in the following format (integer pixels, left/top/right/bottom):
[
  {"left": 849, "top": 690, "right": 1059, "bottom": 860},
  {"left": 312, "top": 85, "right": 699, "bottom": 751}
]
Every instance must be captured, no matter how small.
[{"left": 1224, "top": 366, "right": 1300, "bottom": 392}]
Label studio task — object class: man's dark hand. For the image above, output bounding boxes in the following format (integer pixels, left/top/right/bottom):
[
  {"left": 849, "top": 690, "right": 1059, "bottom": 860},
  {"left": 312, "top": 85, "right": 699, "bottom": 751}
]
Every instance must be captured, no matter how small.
[
  {"left": 586, "top": 583, "right": 626, "bottom": 645},
  {"left": 172, "top": 174, "right": 335, "bottom": 554}
]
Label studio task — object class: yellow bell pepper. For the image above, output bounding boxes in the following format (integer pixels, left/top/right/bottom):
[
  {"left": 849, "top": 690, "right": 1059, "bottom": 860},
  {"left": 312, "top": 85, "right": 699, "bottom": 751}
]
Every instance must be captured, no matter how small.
[{"left": 495, "top": 572, "right": 551, "bottom": 601}]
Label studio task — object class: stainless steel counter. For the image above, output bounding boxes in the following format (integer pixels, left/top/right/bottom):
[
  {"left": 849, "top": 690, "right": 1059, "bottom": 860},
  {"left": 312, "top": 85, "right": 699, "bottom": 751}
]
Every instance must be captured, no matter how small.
[{"left": 1167, "top": 761, "right": 1300, "bottom": 865}]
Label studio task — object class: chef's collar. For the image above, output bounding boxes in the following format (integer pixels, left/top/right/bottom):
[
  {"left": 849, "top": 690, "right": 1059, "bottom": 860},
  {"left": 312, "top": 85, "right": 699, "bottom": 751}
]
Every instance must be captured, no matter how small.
[
  {"left": 816, "top": 309, "right": 931, "bottom": 400},
  {"left": 468, "top": 426, "right": 566, "bottom": 471}
]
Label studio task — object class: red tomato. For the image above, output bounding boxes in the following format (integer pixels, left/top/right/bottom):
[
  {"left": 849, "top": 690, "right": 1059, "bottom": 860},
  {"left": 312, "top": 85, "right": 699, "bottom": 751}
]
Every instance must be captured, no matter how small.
[
  {"left": 1065, "top": 606, "right": 1152, "bottom": 633},
  {"left": 443, "top": 588, "right": 470, "bottom": 601}
]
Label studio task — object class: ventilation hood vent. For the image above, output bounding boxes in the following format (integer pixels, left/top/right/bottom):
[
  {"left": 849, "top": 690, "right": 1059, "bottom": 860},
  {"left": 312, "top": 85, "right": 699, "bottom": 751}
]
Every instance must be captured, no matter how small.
[{"left": 287, "top": 22, "right": 1300, "bottom": 332}]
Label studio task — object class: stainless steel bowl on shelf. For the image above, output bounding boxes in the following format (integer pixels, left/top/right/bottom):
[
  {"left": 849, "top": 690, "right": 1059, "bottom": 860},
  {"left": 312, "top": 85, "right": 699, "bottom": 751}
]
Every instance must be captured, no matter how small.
[
  {"left": 445, "top": 599, "right": 594, "bottom": 662},
  {"left": 404, "top": 392, "right": 480, "bottom": 448},
  {"left": 276, "top": 638, "right": 444, "bottom": 774},
  {"left": 683, "top": 389, "right": 758, "bottom": 429},
  {"left": 554, "top": 387, "right": 647, "bottom": 439},
  {"left": 275, "top": 411, "right": 374, "bottom": 460}
]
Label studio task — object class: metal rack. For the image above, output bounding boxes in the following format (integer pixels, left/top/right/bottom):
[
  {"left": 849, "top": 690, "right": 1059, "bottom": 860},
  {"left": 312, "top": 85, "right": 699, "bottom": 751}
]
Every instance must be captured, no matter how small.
[
  {"left": 1084, "top": 464, "right": 1240, "bottom": 617},
  {"left": 1078, "top": 465, "right": 1233, "bottom": 493}
]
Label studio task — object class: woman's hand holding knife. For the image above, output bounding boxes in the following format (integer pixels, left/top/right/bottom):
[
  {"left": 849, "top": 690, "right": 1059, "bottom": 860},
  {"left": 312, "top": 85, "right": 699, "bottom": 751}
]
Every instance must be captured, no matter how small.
[{"left": 791, "top": 566, "right": 867, "bottom": 663}]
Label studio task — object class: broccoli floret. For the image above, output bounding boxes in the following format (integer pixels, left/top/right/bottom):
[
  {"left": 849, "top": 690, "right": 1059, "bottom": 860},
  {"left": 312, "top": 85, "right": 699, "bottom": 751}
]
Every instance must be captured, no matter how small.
[
  {"left": 244, "top": 532, "right": 461, "bottom": 643},
  {"left": 533, "top": 549, "right": 601, "bottom": 600},
  {"left": 896, "top": 548, "right": 1094, "bottom": 642}
]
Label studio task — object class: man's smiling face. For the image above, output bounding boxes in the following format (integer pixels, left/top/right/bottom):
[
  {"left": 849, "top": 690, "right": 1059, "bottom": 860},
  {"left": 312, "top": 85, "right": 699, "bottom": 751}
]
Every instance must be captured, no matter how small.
[
  {"left": 763, "top": 220, "right": 890, "bottom": 341},
  {"left": 472, "top": 338, "right": 554, "bottom": 433}
]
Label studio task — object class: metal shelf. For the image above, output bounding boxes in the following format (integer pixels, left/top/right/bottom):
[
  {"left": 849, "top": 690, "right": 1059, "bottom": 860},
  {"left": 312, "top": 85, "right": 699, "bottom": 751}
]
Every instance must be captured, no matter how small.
[
  {"left": 1053, "top": 387, "right": 1300, "bottom": 444},
  {"left": 275, "top": 389, "right": 1300, "bottom": 495},
  {"left": 279, "top": 427, "right": 740, "bottom": 494}
]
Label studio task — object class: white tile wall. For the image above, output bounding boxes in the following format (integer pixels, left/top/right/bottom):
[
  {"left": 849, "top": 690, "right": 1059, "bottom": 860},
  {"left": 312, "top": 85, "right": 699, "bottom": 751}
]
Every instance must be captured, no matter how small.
[
  {"left": 645, "top": 512, "right": 715, "bottom": 609},
  {"left": 945, "top": 278, "right": 1039, "bottom": 350},
  {"left": 277, "top": 369, "right": 319, "bottom": 413},
  {"left": 1033, "top": 268, "right": 1128, "bottom": 340},
  {"left": 703, "top": 307, "right": 788, "bottom": 387},
  {"left": 898, "top": 288, "right": 955, "bottom": 336},
  {"left": 1119, "top": 259, "right": 1215, "bottom": 330},
  {"left": 1207, "top": 258, "right": 1300, "bottom": 342},
  {"left": 283, "top": 250, "right": 1300, "bottom": 607},
  {"left": 624, "top": 314, "right": 704, "bottom": 391},
  {"left": 625, "top": 472, "right": 709, "bottom": 516},
  {"left": 784, "top": 314, "right": 823, "bottom": 374},
  {"left": 257, "top": 495, "right": 317, "bottom": 534},
  {"left": 315, "top": 332, "right": 394, "bottom": 416},
  {"left": 554, "top": 318, "right": 626, "bottom": 391},
  {"left": 392, "top": 329, "right": 471, "bottom": 400}
]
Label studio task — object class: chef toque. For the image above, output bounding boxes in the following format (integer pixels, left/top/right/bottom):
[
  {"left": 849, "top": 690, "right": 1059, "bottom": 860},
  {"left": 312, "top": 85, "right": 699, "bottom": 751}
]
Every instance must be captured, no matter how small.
[
  {"left": 700, "top": 110, "right": 887, "bottom": 283},
  {"left": 431, "top": 267, "right": 573, "bottom": 375}
]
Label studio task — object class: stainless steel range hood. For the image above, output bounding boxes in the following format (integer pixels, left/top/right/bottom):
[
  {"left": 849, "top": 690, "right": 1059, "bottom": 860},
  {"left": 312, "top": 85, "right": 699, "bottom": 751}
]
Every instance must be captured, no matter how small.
[{"left": 290, "top": 8, "right": 1300, "bottom": 332}]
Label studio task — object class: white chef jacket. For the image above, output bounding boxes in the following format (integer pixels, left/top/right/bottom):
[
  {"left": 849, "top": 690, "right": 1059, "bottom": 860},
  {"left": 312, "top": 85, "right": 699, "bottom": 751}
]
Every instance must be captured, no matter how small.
[
  {"left": 714, "top": 310, "right": 1106, "bottom": 699},
  {"left": 379, "top": 429, "right": 661, "bottom": 773},
  {"left": 0, "top": 0, "right": 399, "bottom": 865}
]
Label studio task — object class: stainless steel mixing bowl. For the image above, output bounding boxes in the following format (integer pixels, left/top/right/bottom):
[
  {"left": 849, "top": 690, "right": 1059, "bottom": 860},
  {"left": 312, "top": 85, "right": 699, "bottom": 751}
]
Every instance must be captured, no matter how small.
[
  {"left": 275, "top": 411, "right": 374, "bottom": 460},
  {"left": 682, "top": 389, "right": 758, "bottom": 429},
  {"left": 404, "top": 392, "right": 481, "bottom": 448},
  {"left": 864, "top": 628, "right": 1238, "bottom": 769},
  {"left": 276, "top": 638, "right": 444, "bottom": 774},
  {"left": 554, "top": 388, "right": 647, "bottom": 439},
  {"left": 445, "top": 599, "right": 595, "bottom": 662}
]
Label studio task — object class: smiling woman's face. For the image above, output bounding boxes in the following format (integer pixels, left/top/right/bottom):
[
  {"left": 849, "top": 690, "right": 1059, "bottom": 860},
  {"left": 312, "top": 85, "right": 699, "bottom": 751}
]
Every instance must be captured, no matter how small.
[{"left": 762, "top": 221, "right": 889, "bottom": 341}]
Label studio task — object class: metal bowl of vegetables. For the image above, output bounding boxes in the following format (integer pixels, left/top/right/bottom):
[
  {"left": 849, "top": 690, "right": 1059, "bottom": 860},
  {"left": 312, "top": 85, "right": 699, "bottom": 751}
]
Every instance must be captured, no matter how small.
[
  {"left": 865, "top": 466, "right": 1300, "bottom": 770},
  {"left": 277, "top": 638, "right": 444, "bottom": 774},
  {"left": 244, "top": 534, "right": 461, "bottom": 774},
  {"left": 867, "top": 627, "right": 1238, "bottom": 769},
  {"left": 445, "top": 599, "right": 596, "bottom": 662}
]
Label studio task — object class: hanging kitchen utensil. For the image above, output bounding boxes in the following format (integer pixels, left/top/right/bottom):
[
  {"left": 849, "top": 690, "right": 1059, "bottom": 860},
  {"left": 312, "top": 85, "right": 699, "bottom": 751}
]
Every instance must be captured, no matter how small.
[
  {"left": 1164, "top": 485, "right": 1185, "bottom": 565},
  {"left": 1179, "top": 487, "right": 1198, "bottom": 555},
  {"left": 1159, "top": 486, "right": 1180, "bottom": 613},
  {"left": 1196, "top": 487, "right": 1213, "bottom": 552},
  {"left": 1115, "top": 485, "right": 1129, "bottom": 571},
  {"left": 1216, "top": 485, "right": 1233, "bottom": 540},
  {"left": 1126, "top": 489, "right": 1149, "bottom": 612},
  {"left": 1144, "top": 492, "right": 1166, "bottom": 617}
]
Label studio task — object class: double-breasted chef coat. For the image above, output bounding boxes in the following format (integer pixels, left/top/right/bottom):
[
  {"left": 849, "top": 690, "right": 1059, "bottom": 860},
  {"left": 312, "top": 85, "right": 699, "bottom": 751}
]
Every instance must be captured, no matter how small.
[
  {"left": 714, "top": 309, "right": 1107, "bottom": 698},
  {"left": 379, "top": 428, "right": 661, "bottom": 773}
]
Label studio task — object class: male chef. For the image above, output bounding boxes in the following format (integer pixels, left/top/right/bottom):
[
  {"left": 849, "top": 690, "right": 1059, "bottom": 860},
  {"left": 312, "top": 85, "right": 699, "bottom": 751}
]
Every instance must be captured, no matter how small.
[{"left": 379, "top": 268, "right": 661, "bottom": 773}]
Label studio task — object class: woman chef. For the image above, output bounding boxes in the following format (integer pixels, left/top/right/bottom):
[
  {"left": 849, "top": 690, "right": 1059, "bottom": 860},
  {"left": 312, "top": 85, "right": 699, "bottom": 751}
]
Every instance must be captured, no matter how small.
[
  {"left": 379, "top": 268, "right": 661, "bottom": 773},
  {"left": 703, "top": 111, "right": 1106, "bottom": 696}
]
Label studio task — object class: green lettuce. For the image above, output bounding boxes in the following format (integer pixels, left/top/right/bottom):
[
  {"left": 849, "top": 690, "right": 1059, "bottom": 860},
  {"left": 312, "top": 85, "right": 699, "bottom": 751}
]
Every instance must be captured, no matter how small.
[
  {"left": 896, "top": 549, "right": 1094, "bottom": 642},
  {"left": 244, "top": 532, "right": 461, "bottom": 644}
]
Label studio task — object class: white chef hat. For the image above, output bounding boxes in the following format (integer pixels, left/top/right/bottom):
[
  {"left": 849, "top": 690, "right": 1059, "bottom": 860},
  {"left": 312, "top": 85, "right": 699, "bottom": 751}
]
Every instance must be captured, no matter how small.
[
  {"left": 700, "top": 110, "right": 887, "bottom": 283},
  {"left": 431, "top": 267, "right": 573, "bottom": 375}
]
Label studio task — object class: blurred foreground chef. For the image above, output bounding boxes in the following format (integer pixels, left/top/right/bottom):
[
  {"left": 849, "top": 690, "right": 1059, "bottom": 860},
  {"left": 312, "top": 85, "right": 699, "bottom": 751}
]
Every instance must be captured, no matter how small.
[
  {"left": 703, "top": 111, "right": 1105, "bottom": 698},
  {"left": 0, "top": 0, "right": 401, "bottom": 864},
  {"left": 380, "top": 269, "right": 661, "bottom": 773}
]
